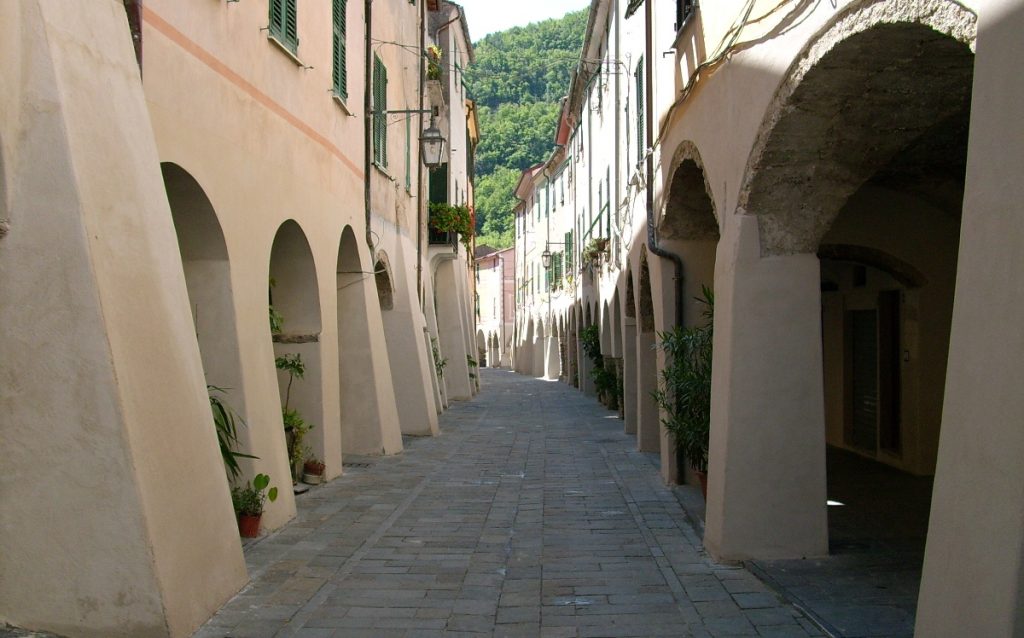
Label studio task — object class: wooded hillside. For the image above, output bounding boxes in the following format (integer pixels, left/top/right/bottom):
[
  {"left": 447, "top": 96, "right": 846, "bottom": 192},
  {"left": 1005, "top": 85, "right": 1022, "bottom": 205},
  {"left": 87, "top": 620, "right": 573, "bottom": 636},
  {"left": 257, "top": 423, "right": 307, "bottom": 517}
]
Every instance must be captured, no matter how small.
[{"left": 469, "top": 9, "right": 588, "bottom": 249}]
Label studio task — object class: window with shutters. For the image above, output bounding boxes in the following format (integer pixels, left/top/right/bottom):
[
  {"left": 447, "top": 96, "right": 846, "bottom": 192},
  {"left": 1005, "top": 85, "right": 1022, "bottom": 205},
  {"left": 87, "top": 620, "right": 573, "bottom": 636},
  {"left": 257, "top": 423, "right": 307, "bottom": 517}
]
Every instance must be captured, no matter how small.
[
  {"left": 372, "top": 55, "right": 388, "bottom": 168},
  {"left": 404, "top": 117, "right": 412, "bottom": 192},
  {"left": 269, "top": 0, "right": 298, "bottom": 54},
  {"left": 565, "top": 231, "right": 573, "bottom": 274},
  {"left": 635, "top": 57, "right": 644, "bottom": 168},
  {"left": 332, "top": 0, "right": 347, "bottom": 98}
]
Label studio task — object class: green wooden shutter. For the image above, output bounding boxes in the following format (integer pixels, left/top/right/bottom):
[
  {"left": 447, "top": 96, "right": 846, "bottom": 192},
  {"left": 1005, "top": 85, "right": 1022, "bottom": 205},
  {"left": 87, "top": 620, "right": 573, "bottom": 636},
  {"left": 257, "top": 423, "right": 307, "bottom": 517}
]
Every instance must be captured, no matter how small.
[
  {"left": 565, "top": 231, "right": 573, "bottom": 274},
  {"left": 269, "top": 0, "right": 284, "bottom": 41},
  {"left": 405, "top": 116, "right": 411, "bottom": 191},
  {"left": 635, "top": 57, "right": 644, "bottom": 166},
  {"left": 332, "top": 0, "right": 347, "bottom": 98},
  {"left": 269, "top": 0, "right": 298, "bottom": 53},
  {"left": 373, "top": 55, "right": 388, "bottom": 167},
  {"left": 284, "top": 0, "right": 298, "bottom": 51}
]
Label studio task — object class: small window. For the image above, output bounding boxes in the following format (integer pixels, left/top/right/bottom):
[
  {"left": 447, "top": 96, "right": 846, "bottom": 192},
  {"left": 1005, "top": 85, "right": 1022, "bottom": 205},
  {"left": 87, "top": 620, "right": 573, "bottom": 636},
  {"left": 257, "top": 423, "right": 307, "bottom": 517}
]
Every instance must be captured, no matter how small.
[
  {"left": 332, "top": 0, "right": 347, "bottom": 98},
  {"left": 269, "top": 0, "right": 298, "bottom": 53},
  {"left": 676, "top": 0, "right": 696, "bottom": 31},
  {"left": 372, "top": 55, "right": 388, "bottom": 167}
]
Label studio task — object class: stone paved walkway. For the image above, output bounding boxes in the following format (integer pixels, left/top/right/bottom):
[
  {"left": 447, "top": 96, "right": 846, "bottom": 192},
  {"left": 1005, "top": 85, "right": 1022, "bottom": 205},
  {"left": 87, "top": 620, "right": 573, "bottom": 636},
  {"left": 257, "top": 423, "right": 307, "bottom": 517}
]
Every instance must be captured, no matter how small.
[{"left": 195, "top": 369, "right": 821, "bottom": 638}]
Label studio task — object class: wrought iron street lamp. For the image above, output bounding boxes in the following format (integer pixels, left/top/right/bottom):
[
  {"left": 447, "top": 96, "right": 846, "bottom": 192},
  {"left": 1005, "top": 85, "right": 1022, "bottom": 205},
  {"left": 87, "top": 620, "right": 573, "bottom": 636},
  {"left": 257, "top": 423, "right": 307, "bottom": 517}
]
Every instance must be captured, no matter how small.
[{"left": 420, "top": 116, "right": 446, "bottom": 169}]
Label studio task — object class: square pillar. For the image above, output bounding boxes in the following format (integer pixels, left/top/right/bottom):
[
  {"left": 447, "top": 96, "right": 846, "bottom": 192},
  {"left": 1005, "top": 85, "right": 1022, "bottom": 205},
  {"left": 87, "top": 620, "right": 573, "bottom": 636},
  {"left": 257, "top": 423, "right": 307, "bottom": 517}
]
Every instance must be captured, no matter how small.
[{"left": 704, "top": 215, "right": 828, "bottom": 561}]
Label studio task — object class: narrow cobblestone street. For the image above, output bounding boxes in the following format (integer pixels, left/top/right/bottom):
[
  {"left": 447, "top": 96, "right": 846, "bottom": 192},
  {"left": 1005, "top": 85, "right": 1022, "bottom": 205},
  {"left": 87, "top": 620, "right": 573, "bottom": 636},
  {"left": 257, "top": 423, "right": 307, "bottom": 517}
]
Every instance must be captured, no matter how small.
[{"left": 195, "top": 369, "right": 820, "bottom": 638}]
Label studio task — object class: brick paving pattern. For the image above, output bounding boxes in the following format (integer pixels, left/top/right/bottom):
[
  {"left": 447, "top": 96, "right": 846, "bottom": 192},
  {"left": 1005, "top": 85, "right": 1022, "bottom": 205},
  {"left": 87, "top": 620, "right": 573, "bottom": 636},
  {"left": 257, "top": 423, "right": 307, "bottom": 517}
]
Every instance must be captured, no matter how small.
[{"left": 194, "top": 369, "right": 820, "bottom": 637}]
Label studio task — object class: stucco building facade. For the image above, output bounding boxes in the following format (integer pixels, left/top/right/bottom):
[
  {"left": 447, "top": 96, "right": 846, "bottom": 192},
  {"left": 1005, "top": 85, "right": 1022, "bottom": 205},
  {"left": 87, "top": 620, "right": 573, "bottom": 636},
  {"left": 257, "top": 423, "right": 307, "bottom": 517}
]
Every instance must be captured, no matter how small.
[
  {"left": 1, "top": 0, "right": 477, "bottom": 635},
  {"left": 474, "top": 245, "right": 515, "bottom": 368},
  {"left": 512, "top": 0, "right": 1024, "bottom": 635}
]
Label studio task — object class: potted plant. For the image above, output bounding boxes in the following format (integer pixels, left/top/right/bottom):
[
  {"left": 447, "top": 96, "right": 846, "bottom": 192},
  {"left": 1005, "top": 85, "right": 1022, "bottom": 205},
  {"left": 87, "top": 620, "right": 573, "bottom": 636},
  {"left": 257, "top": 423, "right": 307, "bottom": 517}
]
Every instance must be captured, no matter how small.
[
  {"left": 302, "top": 456, "right": 326, "bottom": 485},
  {"left": 581, "top": 237, "right": 609, "bottom": 269},
  {"left": 652, "top": 286, "right": 714, "bottom": 498},
  {"left": 231, "top": 473, "right": 279, "bottom": 538},
  {"left": 426, "top": 44, "right": 442, "bottom": 81},
  {"left": 209, "top": 385, "right": 258, "bottom": 481},
  {"left": 276, "top": 352, "right": 315, "bottom": 483},
  {"left": 429, "top": 202, "right": 474, "bottom": 251}
]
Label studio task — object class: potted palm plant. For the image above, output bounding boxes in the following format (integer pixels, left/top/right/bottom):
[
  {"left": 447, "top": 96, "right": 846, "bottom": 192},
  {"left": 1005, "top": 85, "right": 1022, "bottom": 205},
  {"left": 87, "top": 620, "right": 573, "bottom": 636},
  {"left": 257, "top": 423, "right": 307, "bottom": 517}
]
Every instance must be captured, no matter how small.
[
  {"left": 231, "top": 473, "right": 279, "bottom": 538},
  {"left": 653, "top": 286, "right": 714, "bottom": 498}
]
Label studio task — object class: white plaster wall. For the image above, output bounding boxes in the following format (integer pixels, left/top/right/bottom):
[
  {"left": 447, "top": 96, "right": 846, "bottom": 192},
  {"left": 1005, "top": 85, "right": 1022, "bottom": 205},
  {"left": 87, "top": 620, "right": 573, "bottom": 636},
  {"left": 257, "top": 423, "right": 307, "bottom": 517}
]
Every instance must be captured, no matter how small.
[{"left": 0, "top": 2, "right": 247, "bottom": 635}]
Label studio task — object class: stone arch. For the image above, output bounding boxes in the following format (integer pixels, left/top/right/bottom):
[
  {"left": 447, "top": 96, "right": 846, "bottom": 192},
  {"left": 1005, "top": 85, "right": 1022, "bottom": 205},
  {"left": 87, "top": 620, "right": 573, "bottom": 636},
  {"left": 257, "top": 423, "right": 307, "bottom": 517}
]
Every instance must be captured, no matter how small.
[
  {"left": 373, "top": 251, "right": 395, "bottom": 311},
  {"left": 432, "top": 256, "right": 472, "bottom": 399},
  {"left": 337, "top": 226, "right": 403, "bottom": 454},
  {"left": 738, "top": 0, "right": 977, "bottom": 255},
  {"left": 163, "top": 163, "right": 250, "bottom": 469},
  {"left": 600, "top": 301, "right": 612, "bottom": 352},
  {"left": 269, "top": 219, "right": 324, "bottom": 480},
  {"left": 818, "top": 244, "right": 927, "bottom": 289},
  {"left": 610, "top": 289, "right": 622, "bottom": 357},
  {"left": 635, "top": 248, "right": 659, "bottom": 453},
  {"left": 620, "top": 270, "right": 639, "bottom": 435},
  {"left": 660, "top": 141, "right": 719, "bottom": 241},
  {"left": 708, "top": 0, "right": 977, "bottom": 567},
  {"left": 476, "top": 329, "right": 486, "bottom": 365}
]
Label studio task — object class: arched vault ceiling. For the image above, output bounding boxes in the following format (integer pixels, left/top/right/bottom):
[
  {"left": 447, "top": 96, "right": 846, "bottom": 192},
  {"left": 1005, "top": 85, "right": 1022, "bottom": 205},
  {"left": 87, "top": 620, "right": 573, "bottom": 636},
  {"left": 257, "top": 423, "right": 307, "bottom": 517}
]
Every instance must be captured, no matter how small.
[{"left": 741, "top": 18, "right": 975, "bottom": 255}]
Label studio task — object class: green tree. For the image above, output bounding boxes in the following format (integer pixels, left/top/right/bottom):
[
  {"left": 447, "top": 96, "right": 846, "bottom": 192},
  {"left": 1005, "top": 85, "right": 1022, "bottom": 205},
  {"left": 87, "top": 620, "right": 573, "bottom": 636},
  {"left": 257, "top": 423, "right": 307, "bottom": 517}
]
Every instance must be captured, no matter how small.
[{"left": 467, "top": 8, "right": 588, "bottom": 250}]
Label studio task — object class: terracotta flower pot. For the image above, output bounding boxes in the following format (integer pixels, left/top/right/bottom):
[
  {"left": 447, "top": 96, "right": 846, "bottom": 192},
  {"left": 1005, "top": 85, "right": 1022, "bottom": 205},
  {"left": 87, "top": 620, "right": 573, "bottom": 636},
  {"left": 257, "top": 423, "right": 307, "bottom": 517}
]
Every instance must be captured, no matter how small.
[
  {"left": 302, "top": 472, "right": 322, "bottom": 485},
  {"left": 237, "top": 513, "right": 262, "bottom": 538},
  {"left": 694, "top": 470, "right": 708, "bottom": 501}
]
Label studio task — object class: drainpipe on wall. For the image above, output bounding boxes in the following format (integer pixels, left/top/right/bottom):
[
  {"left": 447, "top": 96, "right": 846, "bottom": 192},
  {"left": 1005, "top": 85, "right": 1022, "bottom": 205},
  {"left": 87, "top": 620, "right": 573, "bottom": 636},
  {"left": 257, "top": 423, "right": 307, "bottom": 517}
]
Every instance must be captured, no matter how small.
[
  {"left": 644, "top": 1, "right": 684, "bottom": 328},
  {"left": 416, "top": 0, "right": 426, "bottom": 301},
  {"left": 364, "top": 0, "right": 374, "bottom": 251},
  {"left": 613, "top": 0, "right": 621, "bottom": 266}
]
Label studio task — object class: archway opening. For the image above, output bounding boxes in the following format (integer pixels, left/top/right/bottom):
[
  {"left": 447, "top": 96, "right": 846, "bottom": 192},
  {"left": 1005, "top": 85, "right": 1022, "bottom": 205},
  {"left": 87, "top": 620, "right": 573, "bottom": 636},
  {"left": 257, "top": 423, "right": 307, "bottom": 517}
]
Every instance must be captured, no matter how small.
[
  {"left": 269, "top": 220, "right": 324, "bottom": 483},
  {"left": 337, "top": 228, "right": 403, "bottom": 452},
  {"left": 659, "top": 146, "right": 719, "bottom": 485},
  {"left": 736, "top": 12, "right": 974, "bottom": 627},
  {"left": 164, "top": 163, "right": 250, "bottom": 486},
  {"left": 636, "top": 251, "right": 660, "bottom": 455},
  {"left": 622, "top": 269, "right": 638, "bottom": 435}
]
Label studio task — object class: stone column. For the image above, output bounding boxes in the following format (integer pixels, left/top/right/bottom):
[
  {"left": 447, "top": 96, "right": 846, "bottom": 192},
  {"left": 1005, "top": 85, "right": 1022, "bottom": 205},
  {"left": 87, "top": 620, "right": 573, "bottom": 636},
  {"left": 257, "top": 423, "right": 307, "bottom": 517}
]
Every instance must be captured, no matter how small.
[
  {"left": 635, "top": 330, "right": 660, "bottom": 453},
  {"left": 704, "top": 215, "right": 828, "bottom": 561},
  {"left": 622, "top": 318, "right": 638, "bottom": 434},
  {"left": 916, "top": 5, "right": 1024, "bottom": 633}
]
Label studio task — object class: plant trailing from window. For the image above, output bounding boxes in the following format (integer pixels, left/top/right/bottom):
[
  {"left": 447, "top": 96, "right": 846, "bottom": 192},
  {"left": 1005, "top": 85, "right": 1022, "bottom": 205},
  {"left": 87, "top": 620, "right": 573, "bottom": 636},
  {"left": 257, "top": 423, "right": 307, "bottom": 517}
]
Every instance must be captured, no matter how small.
[
  {"left": 209, "top": 385, "right": 258, "bottom": 482},
  {"left": 581, "top": 237, "right": 609, "bottom": 267},
  {"left": 652, "top": 286, "right": 714, "bottom": 474},
  {"left": 426, "top": 44, "right": 442, "bottom": 81},
  {"left": 275, "top": 352, "right": 314, "bottom": 482},
  {"left": 429, "top": 202, "right": 474, "bottom": 251}
]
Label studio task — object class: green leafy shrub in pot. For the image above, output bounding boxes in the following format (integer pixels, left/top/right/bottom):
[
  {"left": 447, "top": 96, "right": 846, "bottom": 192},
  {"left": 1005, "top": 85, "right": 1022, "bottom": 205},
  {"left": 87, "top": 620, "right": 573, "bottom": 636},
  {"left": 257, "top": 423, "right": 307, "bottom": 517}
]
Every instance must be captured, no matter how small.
[
  {"left": 231, "top": 473, "right": 279, "bottom": 517},
  {"left": 209, "top": 385, "right": 258, "bottom": 481},
  {"left": 652, "top": 286, "right": 714, "bottom": 475}
]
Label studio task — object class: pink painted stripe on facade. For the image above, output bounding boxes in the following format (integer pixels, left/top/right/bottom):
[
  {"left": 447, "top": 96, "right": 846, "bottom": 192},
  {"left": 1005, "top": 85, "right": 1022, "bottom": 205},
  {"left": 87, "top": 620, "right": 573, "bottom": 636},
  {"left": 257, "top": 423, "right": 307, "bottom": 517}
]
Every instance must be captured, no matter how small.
[{"left": 141, "top": 7, "right": 365, "bottom": 181}]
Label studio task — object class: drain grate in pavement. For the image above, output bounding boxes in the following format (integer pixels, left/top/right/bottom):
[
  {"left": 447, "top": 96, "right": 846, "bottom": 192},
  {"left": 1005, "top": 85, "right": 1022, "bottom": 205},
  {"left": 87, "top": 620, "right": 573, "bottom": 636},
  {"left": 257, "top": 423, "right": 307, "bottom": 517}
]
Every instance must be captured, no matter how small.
[{"left": 345, "top": 462, "right": 373, "bottom": 469}]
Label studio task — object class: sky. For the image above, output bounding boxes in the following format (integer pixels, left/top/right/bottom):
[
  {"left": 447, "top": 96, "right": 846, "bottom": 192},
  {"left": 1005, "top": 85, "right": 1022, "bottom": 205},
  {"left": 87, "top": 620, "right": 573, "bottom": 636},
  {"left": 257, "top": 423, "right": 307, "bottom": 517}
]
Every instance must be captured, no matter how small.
[{"left": 456, "top": 0, "right": 591, "bottom": 40}]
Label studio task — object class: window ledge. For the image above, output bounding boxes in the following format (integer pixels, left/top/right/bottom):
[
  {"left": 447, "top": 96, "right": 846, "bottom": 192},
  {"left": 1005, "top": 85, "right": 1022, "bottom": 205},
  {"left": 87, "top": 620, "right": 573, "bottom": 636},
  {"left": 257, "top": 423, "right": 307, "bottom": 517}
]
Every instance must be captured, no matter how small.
[
  {"left": 372, "top": 162, "right": 391, "bottom": 178},
  {"left": 267, "top": 34, "right": 304, "bottom": 66},
  {"left": 332, "top": 94, "right": 355, "bottom": 116}
]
